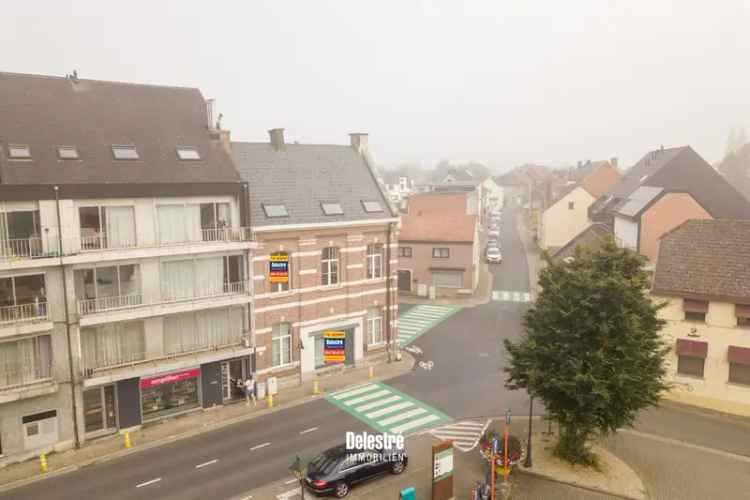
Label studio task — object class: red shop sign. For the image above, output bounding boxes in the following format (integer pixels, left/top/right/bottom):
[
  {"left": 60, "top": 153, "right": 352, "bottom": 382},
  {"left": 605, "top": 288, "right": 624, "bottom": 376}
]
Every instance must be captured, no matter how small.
[{"left": 140, "top": 368, "right": 200, "bottom": 390}]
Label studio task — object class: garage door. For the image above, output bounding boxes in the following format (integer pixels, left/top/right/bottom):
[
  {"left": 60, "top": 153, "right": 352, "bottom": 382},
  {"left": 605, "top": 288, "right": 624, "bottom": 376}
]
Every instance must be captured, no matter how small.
[{"left": 432, "top": 271, "right": 463, "bottom": 288}]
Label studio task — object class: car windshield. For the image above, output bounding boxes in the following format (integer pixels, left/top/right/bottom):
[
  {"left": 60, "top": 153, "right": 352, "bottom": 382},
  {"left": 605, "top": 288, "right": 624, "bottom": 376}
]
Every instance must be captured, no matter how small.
[{"left": 308, "top": 453, "right": 341, "bottom": 474}]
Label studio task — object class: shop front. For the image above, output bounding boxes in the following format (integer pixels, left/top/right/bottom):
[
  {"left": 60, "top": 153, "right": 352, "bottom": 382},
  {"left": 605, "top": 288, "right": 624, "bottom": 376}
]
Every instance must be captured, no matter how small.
[
  {"left": 140, "top": 368, "right": 201, "bottom": 422},
  {"left": 83, "top": 385, "right": 118, "bottom": 437},
  {"left": 300, "top": 319, "right": 363, "bottom": 377}
]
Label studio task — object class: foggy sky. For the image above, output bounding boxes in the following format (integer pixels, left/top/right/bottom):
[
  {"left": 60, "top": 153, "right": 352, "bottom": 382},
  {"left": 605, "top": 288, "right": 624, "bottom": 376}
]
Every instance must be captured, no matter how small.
[{"left": 2, "top": 1, "right": 749, "bottom": 171}]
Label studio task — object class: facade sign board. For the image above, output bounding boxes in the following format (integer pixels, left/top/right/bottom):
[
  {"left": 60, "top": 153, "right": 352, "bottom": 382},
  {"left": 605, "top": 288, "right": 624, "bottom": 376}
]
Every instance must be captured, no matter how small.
[
  {"left": 269, "top": 253, "right": 289, "bottom": 283},
  {"left": 324, "top": 330, "right": 346, "bottom": 364},
  {"left": 431, "top": 440, "right": 454, "bottom": 500},
  {"left": 139, "top": 368, "right": 200, "bottom": 390}
]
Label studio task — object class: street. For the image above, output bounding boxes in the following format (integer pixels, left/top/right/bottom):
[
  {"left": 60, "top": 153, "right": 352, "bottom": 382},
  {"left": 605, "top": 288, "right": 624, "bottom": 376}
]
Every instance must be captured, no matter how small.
[{"left": 2, "top": 203, "right": 749, "bottom": 500}]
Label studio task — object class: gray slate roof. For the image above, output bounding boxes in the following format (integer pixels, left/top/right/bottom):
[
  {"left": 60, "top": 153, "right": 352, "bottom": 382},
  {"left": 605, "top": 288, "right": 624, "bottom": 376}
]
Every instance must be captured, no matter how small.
[
  {"left": 551, "top": 223, "right": 612, "bottom": 261},
  {"left": 231, "top": 142, "right": 396, "bottom": 228},
  {"left": 614, "top": 186, "right": 664, "bottom": 218},
  {"left": 0, "top": 72, "right": 240, "bottom": 185}
]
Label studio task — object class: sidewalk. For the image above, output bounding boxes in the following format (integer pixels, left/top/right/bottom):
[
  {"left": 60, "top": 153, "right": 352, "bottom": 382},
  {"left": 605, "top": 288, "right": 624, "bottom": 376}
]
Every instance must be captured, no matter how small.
[
  {"left": 516, "top": 216, "right": 541, "bottom": 299},
  {"left": 0, "top": 352, "right": 415, "bottom": 492}
]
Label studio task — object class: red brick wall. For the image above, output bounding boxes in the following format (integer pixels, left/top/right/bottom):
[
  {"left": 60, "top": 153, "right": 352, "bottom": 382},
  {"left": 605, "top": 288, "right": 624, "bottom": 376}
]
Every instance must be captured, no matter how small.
[
  {"left": 397, "top": 241, "right": 475, "bottom": 297},
  {"left": 640, "top": 193, "right": 712, "bottom": 262},
  {"left": 252, "top": 224, "right": 398, "bottom": 381}
]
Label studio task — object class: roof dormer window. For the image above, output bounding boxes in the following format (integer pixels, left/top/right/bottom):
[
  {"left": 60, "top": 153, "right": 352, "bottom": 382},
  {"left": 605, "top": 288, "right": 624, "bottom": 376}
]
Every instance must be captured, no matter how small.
[
  {"left": 57, "top": 146, "right": 79, "bottom": 160},
  {"left": 362, "top": 200, "right": 383, "bottom": 213},
  {"left": 112, "top": 145, "right": 139, "bottom": 160},
  {"left": 8, "top": 144, "right": 31, "bottom": 159},
  {"left": 262, "top": 203, "right": 289, "bottom": 218},
  {"left": 321, "top": 202, "right": 344, "bottom": 216},
  {"left": 176, "top": 147, "right": 201, "bottom": 160}
]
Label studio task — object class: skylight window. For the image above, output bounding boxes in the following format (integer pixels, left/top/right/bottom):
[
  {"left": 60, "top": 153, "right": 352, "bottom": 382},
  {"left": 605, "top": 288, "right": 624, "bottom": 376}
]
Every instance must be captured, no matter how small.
[
  {"left": 112, "top": 145, "right": 139, "bottom": 160},
  {"left": 176, "top": 147, "right": 201, "bottom": 160},
  {"left": 57, "top": 146, "right": 79, "bottom": 159},
  {"left": 263, "top": 204, "right": 289, "bottom": 218},
  {"left": 362, "top": 200, "right": 383, "bottom": 213},
  {"left": 8, "top": 145, "right": 31, "bottom": 159},
  {"left": 321, "top": 202, "right": 344, "bottom": 216}
]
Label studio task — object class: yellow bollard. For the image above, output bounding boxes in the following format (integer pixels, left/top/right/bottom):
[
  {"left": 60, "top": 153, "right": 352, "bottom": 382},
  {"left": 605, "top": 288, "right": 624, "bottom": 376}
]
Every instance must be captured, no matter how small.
[
  {"left": 124, "top": 431, "right": 132, "bottom": 449},
  {"left": 369, "top": 366, "right": 374, "bottom": 380},
  {"left": 313, "top": 379, "right": 320, "bottom": 395},
  {"left": 267, "top": 393, "right": 274, "bottom": 408},
  {"left": 39, "top": 453, "right": 48, "bottom": 473}
]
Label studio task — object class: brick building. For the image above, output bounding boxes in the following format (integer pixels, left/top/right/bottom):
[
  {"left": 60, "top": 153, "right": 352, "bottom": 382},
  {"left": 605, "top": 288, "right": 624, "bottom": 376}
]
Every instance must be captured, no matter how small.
[{"left": 231, "top": 130, "right": 399, "bottom": 388}]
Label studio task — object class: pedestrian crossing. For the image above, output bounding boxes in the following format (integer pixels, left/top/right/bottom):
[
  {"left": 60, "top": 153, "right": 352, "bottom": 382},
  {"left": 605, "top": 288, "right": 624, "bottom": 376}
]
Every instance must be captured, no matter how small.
[
  {"left": 428, "top": 419, "right": 490, "bottom": 452},
  {"left": 491, "top": 290, "right": 532, "bottom": 303},
  {"left": 326, "top": 381, "right": 452, "bottom": 436},
  {"left": 397, "top": 304, "right": 460, "bottom": 347}
]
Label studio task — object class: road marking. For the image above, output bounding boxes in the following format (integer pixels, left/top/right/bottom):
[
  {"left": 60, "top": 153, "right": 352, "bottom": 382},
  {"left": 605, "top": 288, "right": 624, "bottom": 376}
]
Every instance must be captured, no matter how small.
[
  {"left": 299, "top": 427, "right": 318, "bottom": 435},
  {"left": 493, "top": 290, "right": 532, "bottom": 303},
  {"left": 619, "top": 429, "right": 750, "bottom": 463},
  {"left": 277, "top": 489, "right": 301, "bottom": 500},
  {"left": 343, "top": 389, "right": 392, "bottom": 406},
  {"left": 430, "top": 419, "right": 490, "bottom": 452},
  {"left": 195, "top": 458, "right": 218, "bottom": 469},
  {"left": 331, "top": 384, "right": 378, "bottom": 400},
  {"left": 365, "top": 401, "right": 414, "bottom": 419},
  {"left": 354, "top": 395, "right": 401, "bottom": 412},
  {"left": 251, "top": 442, "right": 271, "bottom": 450},
  {"left": 136, "top": 478, "right": 162, "bottom": 488},
  {"left": 390, "top": 414, "right": 441, "bottom": 434},
  {"left": 284, "top": 478, "right": 298, "bottom": 485},
  {"left": 377, "top": 408, "right": 428, "bottom": 426}
]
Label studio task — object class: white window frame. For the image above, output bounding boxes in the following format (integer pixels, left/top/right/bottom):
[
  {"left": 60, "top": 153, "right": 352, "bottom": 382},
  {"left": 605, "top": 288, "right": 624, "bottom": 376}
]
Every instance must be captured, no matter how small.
[
  {"left": 367, "top": 308, "right": 384, "bottom": 346},
  {"left": 366, "top": 244, "right": 383, "bottom": 279},
  {"left": 272, "top": 323, "right": 292, "bottom": 367},
  {"left": 321, "top": 247, "right": 340, "bottom": 286}
]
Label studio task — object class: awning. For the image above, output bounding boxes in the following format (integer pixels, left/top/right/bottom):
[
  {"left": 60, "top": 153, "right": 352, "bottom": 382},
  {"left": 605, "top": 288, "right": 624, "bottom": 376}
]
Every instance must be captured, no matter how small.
[
  {"left": 683, "top": 299, "right": 708, "bottom": 313},
  {"left": 675, "top": 339, "right": 708, "bottom": 358},
  {"left": 728, "top": 346, "right": 750, "bottom": 366},
  {"left": 735, "top": 304, "right": 750, "bottom": 319}
]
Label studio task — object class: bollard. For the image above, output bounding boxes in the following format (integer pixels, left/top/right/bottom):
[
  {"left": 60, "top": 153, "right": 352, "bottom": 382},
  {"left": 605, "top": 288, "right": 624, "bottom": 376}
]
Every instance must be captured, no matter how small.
[
  {"left": 124, "top": 431, "right": 132, "bottom": 449},
  {"left": 368, "top": 366, "right": 374, "bottom": 380},
  {"left": 267, "top": 393, "right": 274, "bottom": 408},
  {"left": 313, "top": 379, "right": 320, "bottom": 395},
  {"left": 39, "top": 453, "right": 48, "bottom": 473}
]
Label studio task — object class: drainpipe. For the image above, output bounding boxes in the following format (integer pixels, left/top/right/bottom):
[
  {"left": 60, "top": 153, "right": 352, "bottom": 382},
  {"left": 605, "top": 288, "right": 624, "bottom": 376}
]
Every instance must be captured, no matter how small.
[
  {"left": 385, "top": 223, "right": 393, "bottom": 363},
  {"left": 54, "top": 186, "right": 80, "bottom": 449},
  {"left": 242, "top": 183, "right": 256, "bottom": 377}
]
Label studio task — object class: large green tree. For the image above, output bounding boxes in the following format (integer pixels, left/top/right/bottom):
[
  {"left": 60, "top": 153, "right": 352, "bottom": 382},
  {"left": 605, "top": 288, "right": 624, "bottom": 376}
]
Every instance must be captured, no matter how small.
[{"left": 503, "top": 238, "right": 669, "bottom": 466}]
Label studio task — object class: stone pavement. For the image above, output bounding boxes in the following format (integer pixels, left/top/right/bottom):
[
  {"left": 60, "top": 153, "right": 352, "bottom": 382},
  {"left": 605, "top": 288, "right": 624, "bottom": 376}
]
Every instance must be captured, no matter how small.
[{"left": 0, "top": 352, "right": 415, "bottom": 491}]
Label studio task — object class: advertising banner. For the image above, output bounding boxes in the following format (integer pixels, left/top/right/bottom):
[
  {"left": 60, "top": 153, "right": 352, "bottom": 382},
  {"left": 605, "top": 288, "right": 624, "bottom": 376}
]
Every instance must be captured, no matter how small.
[
  {"left": 324, "top": 330, "right": 346, "bottom": 364},
  {"left": 431, "top": 441, "right": 454, "bottom": 500},
  {"left": 140, "top": 368, "right": 200, "bottom": 390},
  {"left": 269, "top": 253, "right": 289, "bottom": 283}
]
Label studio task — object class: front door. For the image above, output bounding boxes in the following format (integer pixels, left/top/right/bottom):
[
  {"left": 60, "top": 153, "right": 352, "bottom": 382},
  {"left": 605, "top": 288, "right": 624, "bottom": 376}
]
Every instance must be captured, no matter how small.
[
  {"left": 83, "top": 385, "right": 117, "bottom": 434},
  {"left": 345, "top": 329, "right": 355, "bottom": 366},
  {"left": 397, "top": 270, "right": 411, "bottom": 292},
  {"left": 221, "top": 360, "right": 246, "bottom": 400}
]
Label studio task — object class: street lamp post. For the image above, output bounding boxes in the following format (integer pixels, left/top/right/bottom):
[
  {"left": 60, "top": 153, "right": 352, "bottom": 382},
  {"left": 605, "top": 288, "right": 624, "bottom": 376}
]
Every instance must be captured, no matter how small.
[{"left": 524, "top": 396, "right": 533, "bottom": 468}]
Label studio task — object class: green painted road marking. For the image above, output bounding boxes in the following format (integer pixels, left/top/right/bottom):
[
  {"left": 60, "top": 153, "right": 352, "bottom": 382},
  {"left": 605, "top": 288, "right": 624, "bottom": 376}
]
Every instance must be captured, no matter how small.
[
  {"left": 396, "top": 305, "right": 461, "bottom": 347},
  {"left": 326, "top": 381, "right": 452, "bottom": 435}
]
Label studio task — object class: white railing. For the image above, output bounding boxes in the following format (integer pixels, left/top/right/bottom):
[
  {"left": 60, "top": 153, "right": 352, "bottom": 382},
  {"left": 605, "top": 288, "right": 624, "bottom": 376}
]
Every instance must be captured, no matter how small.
[
  {"left": 0, "top": 302, "right": 49, "bottom": 325},
  {"left": 79, "top": 234, "right": 138, "bottom": 252},
  {"left": 78, "top": 293, "right": 143, "bottom": 316},
  {"left": 200, "top": 227, "right": 254, "bottom": 243},
  {"left": 0, "top": 237, "right": 44, "bottom": 260},
  {"left": 82, "top": 351, "right": 148, "bottom": 373},
  {"left": 0, "top": 362, "right": 53, "bottom": 390},
  {"left": 161, "top": 280, "right": 249, "bottom": 303}
]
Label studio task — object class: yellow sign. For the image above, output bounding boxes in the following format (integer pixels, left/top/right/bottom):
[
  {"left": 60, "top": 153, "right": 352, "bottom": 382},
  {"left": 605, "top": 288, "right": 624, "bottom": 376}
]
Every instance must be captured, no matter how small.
[
  {"left": 324, "top": 331, "right": 346, "bottom": 339},
  {"left": 270, "top": 254, "right": 288, "bottom": 262}
]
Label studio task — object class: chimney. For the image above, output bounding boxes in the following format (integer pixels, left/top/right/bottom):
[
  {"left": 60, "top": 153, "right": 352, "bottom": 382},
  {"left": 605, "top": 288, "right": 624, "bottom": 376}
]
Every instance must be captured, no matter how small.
[
  {"left": 220, "top": 129, "right": 231, "bottom": 156},
  {"left": 577, "top": 160, "right": 582, "bottom": 168},
  {"left": 586, "top": 159, "right": 591, "bottom": 166},
  {"left": 610, "top": 157, "right": 618, "bottom": 168},
  {"left": 206, "top": 99, "right": 216, "bottom": 130},
  {"left": 350, "top": 133, "right": 369, "bottom": 155},
  {"left": 268, "top": 128, "right": 285, "bottom": 152}
]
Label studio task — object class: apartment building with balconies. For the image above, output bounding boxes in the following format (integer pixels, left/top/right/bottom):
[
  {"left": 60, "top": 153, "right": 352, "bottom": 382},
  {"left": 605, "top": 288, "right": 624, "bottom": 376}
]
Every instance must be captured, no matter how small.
[
  {"left": 232, "top": 130, "right": 399, "bottom": 388},
  {"left": 0, "top": 71, "right": 256, "bottom": 464}
]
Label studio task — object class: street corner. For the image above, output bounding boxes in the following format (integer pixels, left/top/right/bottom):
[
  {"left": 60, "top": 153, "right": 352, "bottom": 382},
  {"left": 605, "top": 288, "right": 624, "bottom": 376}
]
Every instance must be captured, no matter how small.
[{"left": 515, "top": 433, "right": 648, "bottom": 500}]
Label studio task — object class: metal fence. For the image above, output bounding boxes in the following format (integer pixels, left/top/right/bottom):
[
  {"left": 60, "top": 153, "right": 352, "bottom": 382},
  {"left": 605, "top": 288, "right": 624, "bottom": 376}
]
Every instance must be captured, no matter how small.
[
  {"left": 0, "top": 362, "right": 53, "bottom": 390},
  {"left": 0, "top": 302, "right": 49, "bottom": 325}
]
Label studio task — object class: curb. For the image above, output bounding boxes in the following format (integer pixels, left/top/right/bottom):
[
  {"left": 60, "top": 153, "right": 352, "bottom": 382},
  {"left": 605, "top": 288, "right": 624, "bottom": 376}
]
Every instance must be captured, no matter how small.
[
  {"left": 515, "top": 468, "right": 646, "bottom": 500},
  {"left": 0, "top": 354, "right": 416, "bottom": 494}
]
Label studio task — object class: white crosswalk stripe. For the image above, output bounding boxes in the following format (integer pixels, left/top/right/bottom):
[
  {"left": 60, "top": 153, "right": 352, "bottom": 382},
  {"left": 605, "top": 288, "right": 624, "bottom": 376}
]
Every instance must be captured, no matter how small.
[
  {"left": 492, "top": 290, "right": 532, "bottom": 303},
  {"left": 429, "top": 419, "right": 490, "bottom": 452},
  {"left": 396, "top": 305, "right": 460, "bottom": 347}
]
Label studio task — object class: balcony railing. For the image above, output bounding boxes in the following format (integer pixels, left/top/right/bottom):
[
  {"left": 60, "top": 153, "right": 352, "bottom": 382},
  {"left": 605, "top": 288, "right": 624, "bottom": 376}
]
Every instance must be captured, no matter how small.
[
  {"left": 80, "top": 234, "right": 137, "bottom": 252},
  {"left": 0, "top": 237, "right": 44, "bottom": 260},
  {"left": 199, "top": 227, "right": 254, "bottom": 243},
  {"left": 82, "top": 340, "right": 245, "bottom": 376},
  {"left": 0, "top": 362, "right": 53, "bottom": 390},
  {"left": 161, "top": 280, "right": 249, "bottom": 303},
  {"left": 78, "top": 293, "right": 143, "bottom": 316},
  {"left": 0, "top": 302, "right": 49, "bottom": 325}
]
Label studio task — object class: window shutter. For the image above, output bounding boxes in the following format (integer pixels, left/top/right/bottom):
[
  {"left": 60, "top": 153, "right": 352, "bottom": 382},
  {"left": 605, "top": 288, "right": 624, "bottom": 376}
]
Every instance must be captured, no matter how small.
[
  {"left": 683, "top": 299, "right": 708, "bottom": 313},
  {"left": 735, "top": 304, "right": 750, "bottom": 319},
  {"left": 728, "top": 345, "right": 750, "bottom": 366},
  {"left": 675, "top": 339, "right": 708, "bottom": 358}
]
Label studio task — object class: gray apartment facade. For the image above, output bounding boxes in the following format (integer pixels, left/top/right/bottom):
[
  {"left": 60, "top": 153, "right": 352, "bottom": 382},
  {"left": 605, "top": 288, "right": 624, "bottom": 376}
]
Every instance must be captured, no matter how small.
[{"left": 0, "top": 72, "right": 256, "bottom": 465}]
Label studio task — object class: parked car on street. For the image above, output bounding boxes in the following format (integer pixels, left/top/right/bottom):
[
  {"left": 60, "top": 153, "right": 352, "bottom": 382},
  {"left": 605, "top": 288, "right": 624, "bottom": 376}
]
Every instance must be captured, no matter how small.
[
  {"left": 486, "top": 247, "right": 502, "bottom": 264},
  {"left": 305, "top": 443, "right": 408, "bottom": 497}
]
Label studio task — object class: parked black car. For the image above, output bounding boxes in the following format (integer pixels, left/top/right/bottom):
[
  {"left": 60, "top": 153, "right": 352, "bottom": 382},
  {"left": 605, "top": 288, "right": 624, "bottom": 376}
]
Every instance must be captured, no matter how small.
[{"left": 304, "top": 444, "right": 408, "bottom": 497}]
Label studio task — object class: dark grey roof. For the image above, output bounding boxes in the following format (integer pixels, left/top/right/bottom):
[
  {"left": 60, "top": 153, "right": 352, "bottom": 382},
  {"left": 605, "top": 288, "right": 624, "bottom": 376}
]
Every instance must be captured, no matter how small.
[
  {"left": 231, "top": 142, "right": 397, "bottom": 228},
  {"left": 614, "top": 186, "right": 664, "bottom": 218},
  {"left": 0, "top": 72, "right": 241, "bottom": 185},
  {"left": 443, "top": 168, "right": 476, "bottom": 183},
  {"left": 590, "top": 146, "right": 750, "bottom": 219},
  {"left": 551, "top": 223, "right": 612, "bottom": 261}
]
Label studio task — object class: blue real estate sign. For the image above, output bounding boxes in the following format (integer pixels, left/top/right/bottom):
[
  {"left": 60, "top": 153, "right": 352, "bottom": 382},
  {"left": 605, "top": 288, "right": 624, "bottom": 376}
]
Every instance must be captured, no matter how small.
[
  {"left": 269, "top": 253, "right": 289, "bottom": 283},
  {"left": 324, "top": 331, "right": 346, "bottom": 364}
]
